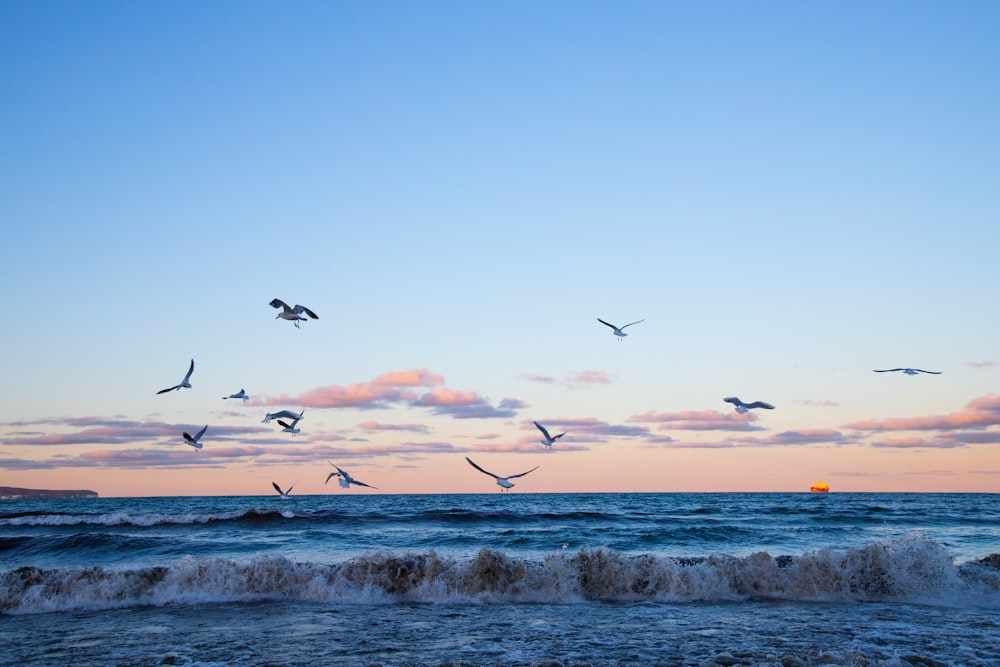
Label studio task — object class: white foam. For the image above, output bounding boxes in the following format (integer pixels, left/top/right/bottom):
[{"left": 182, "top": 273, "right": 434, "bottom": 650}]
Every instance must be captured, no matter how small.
[{"left": 2, "top": 536, "right": 997, "bottom": 615}]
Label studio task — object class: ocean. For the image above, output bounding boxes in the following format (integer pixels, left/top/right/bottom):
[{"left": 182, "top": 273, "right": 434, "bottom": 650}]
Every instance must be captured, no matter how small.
[{"left": 1, "top": 492, "right": 998, "bottom": 666}]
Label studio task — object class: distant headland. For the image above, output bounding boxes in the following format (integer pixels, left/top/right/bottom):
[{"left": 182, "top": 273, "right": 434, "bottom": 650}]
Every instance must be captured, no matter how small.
[{"left": 0, "top": 486, "right": 99, "bottom": 500}]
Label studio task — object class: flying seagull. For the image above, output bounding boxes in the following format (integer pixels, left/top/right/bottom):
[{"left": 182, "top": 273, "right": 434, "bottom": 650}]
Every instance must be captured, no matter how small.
[
  {"left": 261, "top": 409, "right": 304, "bottom": 424},
  {"left": 723, "top": 397, "right": 776, "bottom": 414},
  {"left": 325, "top": 463, "right": 378, "bottom": 490},
  {"left": 873, "top": 368, "right": 942, "bottom": 375},
  {"left": 277, "top": 416, "right": 302, "bottom": 435},
  {"left": 223, "top": 389, "right": 249, "bottom": 401},
  {"left": 465, "top": 457, "right": 538, "bottom": 492},
  {"left": 270, "top": 298, "right": 319, "bottom": 328},
  {"left": 182, "top": 425, "right": 207, "bottom": 449},
  {"left": 272, "top": 482, "right": 295, "bottom": 498},
  {"left": 157, "top": 359, "right": 194, "bottom": 394},
  {"left": 597, "top": 318, "right": 645, "bottom": 340},
  {"left": 533, "top": 421, "right": 566, "bottom": 447}
]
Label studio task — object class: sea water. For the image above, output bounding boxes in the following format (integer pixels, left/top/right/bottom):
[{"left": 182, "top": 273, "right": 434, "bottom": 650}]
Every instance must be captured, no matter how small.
[{"left": 1, "top": 492, "right": 998, "bottom": 666}]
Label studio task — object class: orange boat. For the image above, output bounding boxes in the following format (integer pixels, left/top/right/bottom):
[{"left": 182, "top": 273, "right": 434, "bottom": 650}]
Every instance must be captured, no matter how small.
[{"left": 810, "top": 481, "right": 830, "bottom": 493}]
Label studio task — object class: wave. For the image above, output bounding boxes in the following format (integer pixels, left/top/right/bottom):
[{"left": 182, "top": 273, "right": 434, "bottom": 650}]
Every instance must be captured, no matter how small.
[
  {"left": 0, "top": 507, "right": 616, "bottom": 529},
  {"left": 0, "top": 508, "right": 306, "bottom": 528},
  {"left": 2, "top": 535, "right": 998, "bottom": 615}
]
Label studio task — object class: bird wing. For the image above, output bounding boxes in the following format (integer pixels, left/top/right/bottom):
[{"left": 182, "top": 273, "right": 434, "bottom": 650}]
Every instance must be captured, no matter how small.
[
  {"left": 553, "top": 432, "right": 566, "bottom": 440},
  {"left": 465, "top": 457, "right": 499, "bottom": 480},
  {"left": 194, "top": 425, "right": 208, "bottom": 440},
  {"left": 746, "top": 401, "right": 775, "bottom": 410},
  {"left": 873, "top": 369, "right": 903, "bottom": 373},
  {"left": 277, "top": 420, "right": 291, "bottom": 429},
  {"left": 182, "top": 432, "right": 194, "bottom": 444},
  {"left": 293, "top": 305, "right": 319, "bottom": 319},
  {"left": 270, "top": 298, "right": 292, "bottom": 312},
  {"left": 157, "top": 384, "right": 180, "bottom": 394},
  {"left": 272, "top": 482, "right": 284, "bottom": 495},
  {"left": 182, "top": 359, "right": 194, "bottom": 383},
  {"left": 324, "top": 472, "right": 338, "bottom": 485},
  {"left": 620, "top": 319, "right": 645, "bottom": 329},
  {"left": 913, "top": 369, "right": 942, "bottom": 374},
  {"left": 352, "top": 480, "right": 378, "bottom": 489},
  {"left": 533, "top": 421, "right": 552, "bottom": 440},
  {"left": 508, "top": 466, "right": 539, "bottom": 480},
  {"left": 723, "top": 397, "right": 743, "bottom": 406},
  {"left": 596, "top": 318, "right": 618, "bottom": 330}
]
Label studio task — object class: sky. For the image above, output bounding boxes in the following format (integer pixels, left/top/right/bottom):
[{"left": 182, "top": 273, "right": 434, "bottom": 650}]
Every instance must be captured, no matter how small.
[{"left": 1, "top": 1, "right": 998, "bottom": 496}]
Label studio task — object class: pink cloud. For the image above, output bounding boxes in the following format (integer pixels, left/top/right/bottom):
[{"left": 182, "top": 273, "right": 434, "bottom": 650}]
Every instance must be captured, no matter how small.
[
  {"left": 869, "top": 436, "right": 962, "bottom": 449},
  {"left": 629, "top": 409, "right": 763, "bottom": 431},
  {"left": 357, "top": 421, "right": 430, "bottom": 434},
  {"left": 518, "top": 373, "right": 556, "bottom": 384},
  {"left": 519, "top": 370, "right": 615, "bottom": 388},
  {"left": 562, "top": 370, "right": 615, "bottom": 388},
  {"left": 1, "top": 419, "right": 268, "bottom": 447},
  {"left": 761, "top": 429, "right": 850, "bottom": 446},
  {"left": 844, "top": 394, "right": 1000, "bottom": 431},
  {"left": 256, "top": 368, "right": 442, "bottom": 409},
  {"left": 795, "top": 399, "right": 840, "bottom": 408},
  {"left": 372, "top": 369, "right": 444, "bottom": 387},
  {"left": 533, "top": 417, "right": 650, "bottom": 441},
  {"left": 412, "top": 390, "right": 521, "bottom": 419}
]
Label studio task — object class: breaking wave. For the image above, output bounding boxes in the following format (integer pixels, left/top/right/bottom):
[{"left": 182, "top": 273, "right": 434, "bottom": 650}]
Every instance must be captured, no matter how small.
[
  {"left": 3, "top": 535, "right": 998, "bottom": 615},
  {"left": 0, "top": 508, "right": 303, "bottom": 528}
]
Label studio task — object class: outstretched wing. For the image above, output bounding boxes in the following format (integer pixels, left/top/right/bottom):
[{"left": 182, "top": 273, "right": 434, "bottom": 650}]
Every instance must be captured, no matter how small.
[
  {"left": 351, "top": 479, "right": 378, "bottom": 489},
  {"left": 194, "top": 425, "right": 208, "bottom": 440},
  {"left": 723, "top": 397, "right": 743, "bottom": 406},
  {"left": 596, "top": 318, "right": 618, "bottom": 331},
  {"left": 272, "top": 482, "right": 284, "bottom": 495},
  {"left": 746, "top": 401, "right": 775, "bottom": 410},
  {"left": 293, "top": 305, "right": 319, "bottom": 319},
  {"left": 182, "top": 359, "right": 195, "bottom": 383},
  {"left": 465, "top": 457, "right": 499, "bottom": 480},
  {"left": 508, "top": 466, "right": 539, "bottom": 480},
  {"left": 533, "top": 421, "right": 552, "bottom": 440},
  {"left": 873, "top": 369, "right": 904, "bottom": 373},
  {"left": 620, "top": 319, "right": 645, "bottom": 330},
  {"left": 269, "top": 298, "right": 292, "bottom": 312},
  {"left": 277, "top": 420, "right": 291, "bottom": 429},
  {"left": 157, "top": 384, "right": 180, "bottom": 394},
  {"left": 324, "top": 472, "right": 338, "bottom": 485},
  {"left": 913, "top": 369, "right": 942, "bottom": 374}
]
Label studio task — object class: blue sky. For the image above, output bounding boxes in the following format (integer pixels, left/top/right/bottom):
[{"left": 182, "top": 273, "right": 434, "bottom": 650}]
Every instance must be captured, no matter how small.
[{"left": 1, "top": 1, "right": 998, "bottom": 495}]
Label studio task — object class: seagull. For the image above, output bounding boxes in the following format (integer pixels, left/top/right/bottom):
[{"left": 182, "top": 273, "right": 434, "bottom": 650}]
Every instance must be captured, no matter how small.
[
  {"left": 533, "top": 421, "right": 566, "bottom": 447},
  {"left": 597, "top": 318, "right": 645, "bottom": 340},
  {"left": 465, "top": 457, "right": 538, "bottom": 492},
  {"left": 325, "top": 462, "right": 378, "bottom": 490},
  {"left": 272, "top": 482, "right": 295, "bottom": 498},
  {"left": 223, "top": 389, "right": 249, "bottom": 401},
  {"left": 182, "top": 425, "right": 207, "bottom": 449},
  {"left": 873, "top": 368, "right": 942, "bottom": 375},
  {"left": 723, "top": 397, "right": 776, "bottom": 414},
  {"left": 277, "top": 415, "right": 302, "bottom": 435},
  {"left": 261, "top": 409, "right": 304, "bottom": 424},
  {"left": 157, "top": 359, "right": 194, "bottom": 394},
  {"left": 269, "top": 298, "right": 319, "bottom": 328}
]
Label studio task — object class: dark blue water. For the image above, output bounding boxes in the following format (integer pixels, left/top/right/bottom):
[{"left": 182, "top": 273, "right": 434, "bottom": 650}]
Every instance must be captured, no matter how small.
[{"left": 2, "top": 492, "right": 998, "bottom": 665}]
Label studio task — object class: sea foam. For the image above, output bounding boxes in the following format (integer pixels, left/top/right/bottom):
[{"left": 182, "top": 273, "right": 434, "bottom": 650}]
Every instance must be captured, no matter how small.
[{"left": 2, "top": 535, "right": 997, "bottom": 615}]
